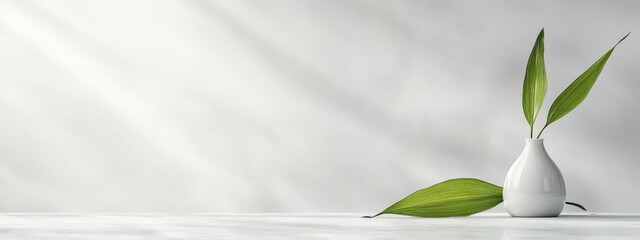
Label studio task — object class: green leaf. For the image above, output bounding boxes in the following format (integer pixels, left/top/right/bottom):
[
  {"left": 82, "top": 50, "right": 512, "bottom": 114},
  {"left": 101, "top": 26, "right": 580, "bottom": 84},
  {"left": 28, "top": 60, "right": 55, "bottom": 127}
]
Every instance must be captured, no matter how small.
[
  {"left": 364, "top": 178, "right": 589, "bottom": 218},
  {"left": 522, "top": 28, "right": 548, "bottom": 138},
  {"left": 538, "top": 32, "right": 629, "bottom": 138},
  {"left": 364, "top": 178, "right": 503, "bottom": 218}
]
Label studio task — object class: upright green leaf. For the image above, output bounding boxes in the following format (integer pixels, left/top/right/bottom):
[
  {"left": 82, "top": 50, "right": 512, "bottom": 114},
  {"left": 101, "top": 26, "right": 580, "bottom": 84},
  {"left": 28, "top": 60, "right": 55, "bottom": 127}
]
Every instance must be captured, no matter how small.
[
  {"left": 364, "top": 178, "right": 503, "bottom": 218},
  {"left": 537, "top": 33, "right": 629, "bottom": 138},
  {"left": 522, "top": 28, "right": 548, "bottom": 138}
]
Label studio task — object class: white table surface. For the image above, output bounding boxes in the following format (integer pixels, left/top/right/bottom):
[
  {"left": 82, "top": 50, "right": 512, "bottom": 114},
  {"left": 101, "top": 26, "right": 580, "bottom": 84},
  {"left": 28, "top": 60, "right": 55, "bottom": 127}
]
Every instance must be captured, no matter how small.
[{"left": 0, "top": 213, "right": 638, "bottom": 239}]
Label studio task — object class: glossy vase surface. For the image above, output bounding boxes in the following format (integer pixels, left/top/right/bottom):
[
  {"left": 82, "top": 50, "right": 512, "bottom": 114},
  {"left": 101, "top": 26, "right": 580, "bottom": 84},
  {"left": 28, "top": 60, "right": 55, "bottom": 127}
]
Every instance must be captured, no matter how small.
[{"left": 503, "top": 138, "right": 565, "bottom": 217}]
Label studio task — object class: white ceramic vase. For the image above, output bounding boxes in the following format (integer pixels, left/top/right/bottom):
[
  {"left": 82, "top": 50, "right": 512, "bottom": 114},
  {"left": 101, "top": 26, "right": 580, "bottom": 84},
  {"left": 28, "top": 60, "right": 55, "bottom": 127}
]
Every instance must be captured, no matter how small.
[{"left": 503, "top": 138, "right": 566, "bottom": 217}]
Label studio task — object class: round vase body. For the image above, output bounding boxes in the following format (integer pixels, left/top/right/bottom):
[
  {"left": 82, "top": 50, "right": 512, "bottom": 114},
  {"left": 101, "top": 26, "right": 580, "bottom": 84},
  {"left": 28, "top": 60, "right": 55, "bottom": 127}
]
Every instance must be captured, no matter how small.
[{"left": 503, "top": 139, "right": 565, "bottom": 217}]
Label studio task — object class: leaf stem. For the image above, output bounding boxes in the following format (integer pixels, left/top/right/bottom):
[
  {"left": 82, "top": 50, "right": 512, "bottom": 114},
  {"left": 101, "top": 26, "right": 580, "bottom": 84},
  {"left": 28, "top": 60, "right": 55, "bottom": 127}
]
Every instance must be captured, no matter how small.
[
  {"left": 536, "top": 125, "right": 548, "bottom": 139},
  {"left": 530, "top": 125, "right": 533, "bottom": 139},
  {"left": 565, "top": 201, "right": 588, "bottom": 211}
]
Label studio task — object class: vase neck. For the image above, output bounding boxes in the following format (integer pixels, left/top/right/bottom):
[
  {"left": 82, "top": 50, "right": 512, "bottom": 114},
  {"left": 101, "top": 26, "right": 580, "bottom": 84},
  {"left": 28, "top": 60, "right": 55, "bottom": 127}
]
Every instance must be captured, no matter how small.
[
  {"left": 524, "top": 138, "right": 546, "bottom": 150},
  {"left": 525, "top": 138, "right": 544, "bottom": 143}
]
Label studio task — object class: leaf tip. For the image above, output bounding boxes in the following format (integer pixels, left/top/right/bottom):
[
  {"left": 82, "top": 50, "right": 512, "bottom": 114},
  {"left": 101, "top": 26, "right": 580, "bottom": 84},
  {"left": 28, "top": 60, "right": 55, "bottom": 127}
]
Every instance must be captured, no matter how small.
[
  {"left": 537, "top": 28, "right": 545, "bottom": 40},
  {"left": 362, "top": 213, "right": 383, "bottom": 218},
  {"left": 614, "top": 32, "right": 630, "bottom": 48}
]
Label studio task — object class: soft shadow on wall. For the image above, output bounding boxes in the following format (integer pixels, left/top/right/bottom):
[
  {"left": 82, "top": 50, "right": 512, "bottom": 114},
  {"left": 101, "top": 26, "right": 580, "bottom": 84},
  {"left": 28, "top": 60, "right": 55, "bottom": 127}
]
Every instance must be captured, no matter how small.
[{"left": 0, "top": 0, "right": 638, "bottom": 212}]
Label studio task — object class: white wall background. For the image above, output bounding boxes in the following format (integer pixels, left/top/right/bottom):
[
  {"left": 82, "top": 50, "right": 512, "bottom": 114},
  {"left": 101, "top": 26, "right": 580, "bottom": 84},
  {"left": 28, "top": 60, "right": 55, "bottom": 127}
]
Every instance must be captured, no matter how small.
[{"left": 0, "top": 0, "right": 639, "bottom": 212}]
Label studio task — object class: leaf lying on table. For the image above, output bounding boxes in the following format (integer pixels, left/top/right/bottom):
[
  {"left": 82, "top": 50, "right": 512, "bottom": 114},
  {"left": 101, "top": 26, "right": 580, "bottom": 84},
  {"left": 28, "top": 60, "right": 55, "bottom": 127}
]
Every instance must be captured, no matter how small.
[
  {"left": 364, "top": 178, "right": 503, "bottom": 218},
  {"left": 364, "top": 178, "right": 588, "bottom": 218}
]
